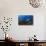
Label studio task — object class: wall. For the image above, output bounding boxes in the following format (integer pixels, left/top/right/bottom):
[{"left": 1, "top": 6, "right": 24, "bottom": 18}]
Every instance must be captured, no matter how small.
[
  {"left": 0, "top": 0, "right": 46, "bottom": 40},
  {"left": 9, "top": 13, "right": 45, "bottom": 40},
  {"left": 44, "top": 15, "right": 46, "bottom": 40}
]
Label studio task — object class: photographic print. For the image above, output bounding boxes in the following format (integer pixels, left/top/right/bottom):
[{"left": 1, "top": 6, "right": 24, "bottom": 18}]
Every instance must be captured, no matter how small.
[{"left": 18, "top": 15, "right": 33, "bottom": 25}]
